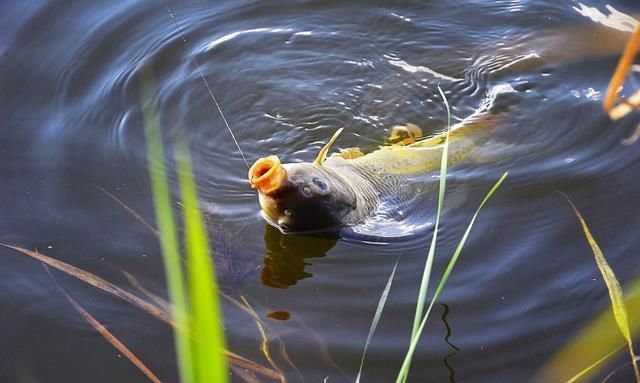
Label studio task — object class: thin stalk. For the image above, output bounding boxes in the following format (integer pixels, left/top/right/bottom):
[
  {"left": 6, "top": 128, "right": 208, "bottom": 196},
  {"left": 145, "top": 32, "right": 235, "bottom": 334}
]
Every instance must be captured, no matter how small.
[
  {"left": 176, "top": 138, "right": 228, "bottom": 383},
  {"left": 356, "top": 258, "right": 399, "bottom": 382},
  {"left": 140, "top": 64, "right": 194, "bottom": 383},
  {"left": 397, "top": 172, "right": 508, "bottom": 382},
  {"left": 412, "top": 85, "right": 452, "bottom": 335}
]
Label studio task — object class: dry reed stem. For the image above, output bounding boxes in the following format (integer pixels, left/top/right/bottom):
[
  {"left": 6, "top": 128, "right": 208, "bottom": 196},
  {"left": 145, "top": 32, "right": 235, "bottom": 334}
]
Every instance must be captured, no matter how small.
[
  {"left": 44, "top": 265, "right": 163, "bottom": 383},
  {"left": 604, "top": 27, "right": 640, "bottom": 115},
  {"left": 96, "top": 185, "right": 160, "bottom": 238},
  {"left": 0, "top": 243, "right": 174, "bottom": 325},
  {"left": 121, "top": 270, "right": 173, "bottom": 314},
  {"left": 240, "top": 295, "right": 287, "bottom": 383},
  {"left": 0, "top": 243, "right": 285, "bottom": 381},
  {"left": 230, "top": 365, "right": 261, "bottom": 383},
  {"left": 610, "top": 90, "right": 640, "bottom": 121}
]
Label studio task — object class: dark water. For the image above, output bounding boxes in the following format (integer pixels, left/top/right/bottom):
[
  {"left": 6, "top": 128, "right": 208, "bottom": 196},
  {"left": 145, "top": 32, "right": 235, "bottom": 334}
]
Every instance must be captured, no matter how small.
[{"left": 1, "top": 0, "right": 640, "bottom": 382}]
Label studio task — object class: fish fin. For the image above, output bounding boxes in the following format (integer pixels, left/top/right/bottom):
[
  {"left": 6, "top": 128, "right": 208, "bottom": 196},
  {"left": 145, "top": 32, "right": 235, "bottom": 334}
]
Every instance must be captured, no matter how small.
[
  {"left": 412, "top": 134, "right": 446, "bottom": 148},
  {"left": 338, "top": 147, "right": 365, "bottom": 159},
  {"left": 388, "top": 123, "right": 423, "bottom": 146},
  {"left": 406, "top": 123, "right": 423, "bottom": 139},
  {"left": 314, "top": 128, "right": 344, "bottom": 165}
]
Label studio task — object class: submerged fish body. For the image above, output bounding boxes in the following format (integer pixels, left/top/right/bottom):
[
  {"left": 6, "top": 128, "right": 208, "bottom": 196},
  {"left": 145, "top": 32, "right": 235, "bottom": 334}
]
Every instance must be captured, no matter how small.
[{"left": 249, "top": 108, "right": 502, "bottom": 237}]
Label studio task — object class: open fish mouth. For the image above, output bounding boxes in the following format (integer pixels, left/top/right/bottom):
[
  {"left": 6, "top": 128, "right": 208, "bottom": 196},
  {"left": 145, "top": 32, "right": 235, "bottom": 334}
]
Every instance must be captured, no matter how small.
[{"left": 248, "top": 155, "right": 286, "bottom": 195}]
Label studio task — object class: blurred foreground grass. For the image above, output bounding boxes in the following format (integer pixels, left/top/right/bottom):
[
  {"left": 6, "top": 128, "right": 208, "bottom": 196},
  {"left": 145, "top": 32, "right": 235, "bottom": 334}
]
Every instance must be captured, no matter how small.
[{"left": 141, "top": 64, "right": 228, "bottom": 383}]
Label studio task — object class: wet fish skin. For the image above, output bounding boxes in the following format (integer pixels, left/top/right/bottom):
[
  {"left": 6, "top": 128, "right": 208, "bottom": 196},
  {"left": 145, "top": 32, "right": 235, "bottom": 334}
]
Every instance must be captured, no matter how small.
[{"left": 249, "top": 111, "right": 500, "bottom": 234}]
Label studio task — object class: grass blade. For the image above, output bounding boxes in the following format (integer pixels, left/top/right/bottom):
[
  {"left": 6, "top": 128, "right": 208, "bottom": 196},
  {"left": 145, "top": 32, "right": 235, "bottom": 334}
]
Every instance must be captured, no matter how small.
[
  {"left": 121, "top": 270, "right": 173, "bottom": 314},
  {"left": 229, "top": 365, "right": 260, "bottom": 383},
  {"left": 175, "top": 138, "right": 229, "bottom": 383},
  {"left": 0, "top": 243, "right": 173, "bottom": 324},
  {"left": 412, "top": 85, "right": 452, "bottom": 336},
  {"left": 225, "top": 350, "right": 283, "bottom": 381},
  {"left": 140, "top": 64, "right": 195, "bottom": 383},
  {"left": 563, "top": 194, "right": 640, "bottom": 382},
  {"left": 44, "top": 265, "right": 163, "bottom": 383},
  {"left": 0, "top": 243, "right": 284, "bottom": 380},
  {"left": 356, "top": 258, "right": 399, "bottom": 383},
  {"left": 532, "top": 275, "right": 640, "bottom": 383},
  {"left": 64, "top": 293, "right": 163, "bottom": 383},
  {"left": 0, "top": 246, "right": 284, "bottom": 380},
  {"left": 397, "top": 171, "right": 508, "bottom": 383},
  {"left": 96, "top": 185, "right": 160, "bottom": 239}
]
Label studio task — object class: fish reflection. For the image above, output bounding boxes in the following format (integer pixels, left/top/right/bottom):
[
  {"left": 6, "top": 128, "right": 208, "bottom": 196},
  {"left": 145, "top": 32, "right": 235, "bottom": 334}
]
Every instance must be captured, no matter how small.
[{"left": 261, "top": 224, "right": 338, "bottom": 288}]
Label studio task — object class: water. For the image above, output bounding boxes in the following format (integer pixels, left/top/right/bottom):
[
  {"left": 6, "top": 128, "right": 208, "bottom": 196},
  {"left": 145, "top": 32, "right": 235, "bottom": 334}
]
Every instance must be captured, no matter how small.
[{"left": 1, "top": 0, "right": 640, "bottom": 382}]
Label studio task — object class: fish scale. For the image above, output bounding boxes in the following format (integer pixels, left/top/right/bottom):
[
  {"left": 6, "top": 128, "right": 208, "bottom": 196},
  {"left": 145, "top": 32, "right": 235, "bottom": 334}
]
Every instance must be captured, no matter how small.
[{"left": 317, "top": 111, "right": 499, "bottom": 234}]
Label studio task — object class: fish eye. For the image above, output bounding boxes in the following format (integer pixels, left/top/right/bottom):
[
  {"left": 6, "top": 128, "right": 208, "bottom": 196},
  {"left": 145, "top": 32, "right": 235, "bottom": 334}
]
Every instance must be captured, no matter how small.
[
  {"left": 312, "top": 177, "right": 328, "bottom": 192},
  {"left": 300, "top": 185, "right": 313, "bottom": 197}
]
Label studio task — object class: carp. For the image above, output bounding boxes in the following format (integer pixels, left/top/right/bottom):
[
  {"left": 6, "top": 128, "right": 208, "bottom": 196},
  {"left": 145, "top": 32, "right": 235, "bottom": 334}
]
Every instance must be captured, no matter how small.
[{"left": 248, "top": 103, "right": 505, "bottom": 236}]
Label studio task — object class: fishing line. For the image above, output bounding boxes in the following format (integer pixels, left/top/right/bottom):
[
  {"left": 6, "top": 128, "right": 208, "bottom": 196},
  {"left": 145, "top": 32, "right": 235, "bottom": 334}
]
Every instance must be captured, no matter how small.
[{"left": 166, "top": 6, "right": 250, "bottom": 169}]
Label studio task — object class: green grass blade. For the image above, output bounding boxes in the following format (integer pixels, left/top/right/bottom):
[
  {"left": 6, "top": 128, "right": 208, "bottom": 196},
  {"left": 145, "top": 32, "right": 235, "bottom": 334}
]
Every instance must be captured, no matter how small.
[
  {"left": 356, "top": 258, "right": 399, "bottom": 383},
  {"left": 397, "top": 171, "right": 508, "bottom": 383},
  {"left": 563, "top": 194, "right": 640, "bottom": 383},
  {"left": 532, "top": 276, "right": 640, "bottom": 383},
  {"left": 175, "top": 139, "right": 228, "bottom": 383},
  {"left": 140, "top": 64, "right": 194, "bottom": 383},
  {"left": 412, "top": 85, "right": 452, "bottom": 336},
  {"left": 400, "top": 85, "right": 452, "bottom": 383}
]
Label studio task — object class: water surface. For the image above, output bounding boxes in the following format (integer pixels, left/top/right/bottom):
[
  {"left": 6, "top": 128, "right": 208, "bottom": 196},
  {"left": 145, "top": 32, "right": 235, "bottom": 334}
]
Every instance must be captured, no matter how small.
[{"left": 1, "top": 0, "right": 640, "bottom": 382}]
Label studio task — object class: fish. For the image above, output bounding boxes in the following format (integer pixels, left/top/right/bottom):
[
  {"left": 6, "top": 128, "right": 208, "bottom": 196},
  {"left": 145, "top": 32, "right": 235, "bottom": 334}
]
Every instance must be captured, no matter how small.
[
  {"left": 248, "top": 103, "right": 505, "bottom": 235},
  {"left": 243, "top": 7, "right": 640, "bottom": 236}
]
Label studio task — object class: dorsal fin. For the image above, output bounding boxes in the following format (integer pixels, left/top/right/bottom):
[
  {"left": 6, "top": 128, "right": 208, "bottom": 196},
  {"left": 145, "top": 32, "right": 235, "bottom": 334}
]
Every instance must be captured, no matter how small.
[{"left": 313, "top": 128, "right": 344, "bottom": 166}]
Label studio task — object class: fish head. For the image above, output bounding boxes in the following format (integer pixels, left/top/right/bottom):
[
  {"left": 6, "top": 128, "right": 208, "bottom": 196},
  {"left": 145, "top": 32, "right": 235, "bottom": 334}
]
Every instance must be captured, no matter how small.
[{"left": 249, "top": 155, "right": 356, "bottom": 233}]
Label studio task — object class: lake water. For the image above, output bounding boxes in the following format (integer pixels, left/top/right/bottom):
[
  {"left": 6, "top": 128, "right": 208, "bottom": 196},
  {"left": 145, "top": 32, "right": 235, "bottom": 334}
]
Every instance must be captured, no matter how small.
[{"left": 1, "top": 0, "right": 640, "bottom": 382}]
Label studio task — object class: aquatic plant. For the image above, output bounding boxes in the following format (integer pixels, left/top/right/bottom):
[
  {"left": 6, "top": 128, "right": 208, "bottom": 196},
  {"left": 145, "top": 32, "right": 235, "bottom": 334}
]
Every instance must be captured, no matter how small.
[
  {"left": 0, "top": 240, "right": 285, "bottom": 381},
  {"left": 140, "top": 64, "right": 228, "bottom": 383},
  {"left": 43, "top": 266, "right": 162, "bottom": 383},
  {"left": 534, "top": 196, "right": 640, "bottom": 383},
  {"left": 410, "top": 86, "right": 453, "bottom": 339},
  {"left": 396, "top": 86, "right": 507, "bottom": 382},
  {"left": 354, "top": 85, "right": 508, "bottom": 382},
  {"left": 567, "top": 197, "right": 639, "bottom": 382},
  {"left": 397, "top": 173, "right": 508, "bottom": 382},
  {"left": 355, "top": 259, "right": 399, "bottom": 383}
]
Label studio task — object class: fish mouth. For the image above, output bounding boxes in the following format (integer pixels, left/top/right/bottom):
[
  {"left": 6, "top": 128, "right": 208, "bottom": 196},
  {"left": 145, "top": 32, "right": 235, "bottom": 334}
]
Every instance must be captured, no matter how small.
[
  {"left": 249, "top": 155, "right": 287, "bottom": 195},
  {"left": 259, "top": 210, "right": 290, "bottom": 233}
]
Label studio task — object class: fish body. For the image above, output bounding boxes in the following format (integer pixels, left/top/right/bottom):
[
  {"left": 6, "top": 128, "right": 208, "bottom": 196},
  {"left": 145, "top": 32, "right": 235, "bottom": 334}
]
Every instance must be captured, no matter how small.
[{"left": 249, "top": 110, "right": 501, "bottom": 235}]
